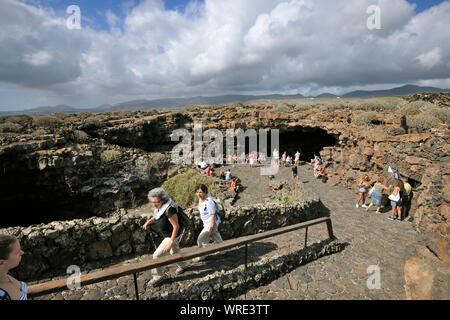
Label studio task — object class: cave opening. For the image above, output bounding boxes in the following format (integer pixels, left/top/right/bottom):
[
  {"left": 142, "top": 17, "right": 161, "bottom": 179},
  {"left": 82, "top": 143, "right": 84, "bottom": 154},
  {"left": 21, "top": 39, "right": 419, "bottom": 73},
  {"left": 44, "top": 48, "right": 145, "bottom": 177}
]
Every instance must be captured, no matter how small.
[
  {"left": 278, "top": 127, "right": 339, "bottom": 161},
  {"left": 0, "top": 164, "right": 96, "bottom": 229}
]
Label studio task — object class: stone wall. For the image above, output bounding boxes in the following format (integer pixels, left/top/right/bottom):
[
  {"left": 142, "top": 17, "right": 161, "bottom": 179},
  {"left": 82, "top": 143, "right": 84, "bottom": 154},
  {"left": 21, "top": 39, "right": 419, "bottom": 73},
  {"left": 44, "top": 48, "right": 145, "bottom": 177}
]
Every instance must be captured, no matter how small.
[{"left": 2, "top": 197, "right": 325, "bottom": 281}]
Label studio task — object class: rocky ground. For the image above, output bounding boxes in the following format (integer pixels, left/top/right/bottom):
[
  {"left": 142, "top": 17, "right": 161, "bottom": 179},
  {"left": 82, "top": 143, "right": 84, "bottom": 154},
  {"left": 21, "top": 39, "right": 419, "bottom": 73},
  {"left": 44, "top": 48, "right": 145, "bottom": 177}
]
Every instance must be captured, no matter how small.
[{"left": 32, "top": 163, "right": 442, "bottom": 300}]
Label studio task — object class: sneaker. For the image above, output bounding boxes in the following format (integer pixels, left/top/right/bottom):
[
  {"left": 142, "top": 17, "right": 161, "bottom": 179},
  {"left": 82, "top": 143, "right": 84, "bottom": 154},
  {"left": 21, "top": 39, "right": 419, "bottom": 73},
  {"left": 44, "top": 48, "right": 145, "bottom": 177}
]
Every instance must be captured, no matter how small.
[
  {"left": 148, "top": 275, "right": 168, "bottom": 287},
  {"left": 361, "top": 204, "right": 368, "bottom": 208},
  {"left": 396, "top": 217, "right": 403, "bottom": 221},
  {"left": 193, "top": 256, "right": 205, "bottom": 263},
  {"left": 355, "top": 204, "right": 359, "bottom": 208},
  {"left": 175, "top": 267, "right": 186, "bottom": 275},
  {"left": 388, "top": 216, "right": 395, "bottom": 221}
]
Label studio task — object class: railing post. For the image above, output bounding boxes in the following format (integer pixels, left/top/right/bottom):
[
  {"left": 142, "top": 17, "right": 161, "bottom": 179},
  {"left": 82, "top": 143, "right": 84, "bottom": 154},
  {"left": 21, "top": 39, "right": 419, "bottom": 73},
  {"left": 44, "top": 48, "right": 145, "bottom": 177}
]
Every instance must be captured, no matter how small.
[
  {"left": 245, "top": 244, "right": 248, "bottom": 269},
  {"left": 326, "top": 219, "right": 334, "bottom": 239},
  {"left": 304, "top": 227, "right": 308, "bottom": 248},
  {"left": 133, "top": 273, "right": 139, "bottom": 301}
]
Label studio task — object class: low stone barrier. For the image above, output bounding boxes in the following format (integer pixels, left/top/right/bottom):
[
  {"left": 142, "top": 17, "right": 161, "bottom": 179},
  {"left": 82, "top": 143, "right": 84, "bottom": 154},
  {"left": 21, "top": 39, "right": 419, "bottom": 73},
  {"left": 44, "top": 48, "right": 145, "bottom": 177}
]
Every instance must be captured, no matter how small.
[{"left": 2, "top": 197, "right": 326, "bottom": 281}]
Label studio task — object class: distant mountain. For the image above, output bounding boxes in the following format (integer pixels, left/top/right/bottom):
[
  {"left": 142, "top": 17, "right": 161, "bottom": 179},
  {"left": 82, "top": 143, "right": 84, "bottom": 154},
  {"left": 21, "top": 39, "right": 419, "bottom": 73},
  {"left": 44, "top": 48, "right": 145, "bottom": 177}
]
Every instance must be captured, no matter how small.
[
  {"left": 1, "top": 85, "right": 448, "bottom": 116},
  {"left": 315, "top": 93, "right": 338, "bottom": 98},
  {"left": 342, "top": 84, "right": 450, "bottom": 98},
  {"left": 99, "top": 94, "right": 306, "bottom": 112}
]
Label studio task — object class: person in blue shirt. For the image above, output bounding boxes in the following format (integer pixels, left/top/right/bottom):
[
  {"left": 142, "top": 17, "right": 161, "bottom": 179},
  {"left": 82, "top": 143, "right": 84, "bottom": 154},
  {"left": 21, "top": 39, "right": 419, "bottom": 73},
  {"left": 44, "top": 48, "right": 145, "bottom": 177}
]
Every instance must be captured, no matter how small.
[{"left": 225, "top": 170, "right": 232, "bottom": 180}]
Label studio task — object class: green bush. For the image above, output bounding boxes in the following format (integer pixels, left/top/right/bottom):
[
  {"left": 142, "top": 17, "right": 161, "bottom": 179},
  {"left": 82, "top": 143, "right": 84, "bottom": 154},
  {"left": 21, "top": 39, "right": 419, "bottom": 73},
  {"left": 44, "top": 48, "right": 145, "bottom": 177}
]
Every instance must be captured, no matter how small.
[
  {"left": 100, "top": 150, "right": 122, "bottom": 163},
  {"left": 32, "top": 115, "right": 61, "bottom": 128},
  {"left": 162, "top": 169, "right": 218, "bottom": 208},
  {"left": 407, "top": 114, "right": 440, "bottom": 132},
  {"left": 354, "top": 111, "right": 378, "bottom": 126}
]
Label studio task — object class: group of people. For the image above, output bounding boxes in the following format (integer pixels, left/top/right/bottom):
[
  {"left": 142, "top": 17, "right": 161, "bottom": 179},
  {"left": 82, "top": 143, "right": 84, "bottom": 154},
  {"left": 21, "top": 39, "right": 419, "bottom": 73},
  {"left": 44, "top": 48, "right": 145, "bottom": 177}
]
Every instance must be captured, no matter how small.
[
  {"left": 142, "top": 185, "right": 224, "bottom": 287},
  {"left": 355, "top": 174, "right": 412, "bottom": 221},
  {"left": 311, "top": 154, "right": 326, "bottom": 180}
]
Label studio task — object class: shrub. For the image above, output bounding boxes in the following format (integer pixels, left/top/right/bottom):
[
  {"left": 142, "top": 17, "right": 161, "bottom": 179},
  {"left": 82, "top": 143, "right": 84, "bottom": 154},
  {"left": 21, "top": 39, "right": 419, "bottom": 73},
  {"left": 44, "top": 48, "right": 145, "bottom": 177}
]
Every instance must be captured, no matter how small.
[
  {"left": 400, "top": 101, "right": 435, "bottom": 116},
  {"left": 422, "top": 107, "right": 450, "bottom": 124},
  {"left": 0, "top": 122, "right": 23, "bottom": 133},
  {"left": 53, "top": 112, "right": 69, "bottom": 120},
  {"left": 32, "top": 115, "right": 61, "bottom": 128},
  {"left": 407, "top": 114, "right": 440, "bottom": 132},
  {"left": 354, "top": 111, "right": 378, "bottom": 126},
  {"left": 73, "top": 130, "right": 89, "bottom": 142},
  {"left": 161, "top": 169, "right": 218, "bottom": 208},
  {"left": 232, "top": 101, "right": 245, "bottom": 109},
  {"left": 5, "top": 115, "right": 32, "bottom": 125},
  {"left": 100, "top": 150, "right": 122, "bottom": 163}
]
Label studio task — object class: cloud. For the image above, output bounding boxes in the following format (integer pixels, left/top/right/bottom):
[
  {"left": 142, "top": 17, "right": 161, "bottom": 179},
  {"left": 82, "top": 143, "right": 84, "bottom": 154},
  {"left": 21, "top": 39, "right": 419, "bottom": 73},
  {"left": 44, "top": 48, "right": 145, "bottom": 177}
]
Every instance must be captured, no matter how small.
[
  {"left": 0, "top": 0, "right": 449, "bottom": 110},
  {"left": 416, "top": 48, "right": 443, "bottom": 69}
]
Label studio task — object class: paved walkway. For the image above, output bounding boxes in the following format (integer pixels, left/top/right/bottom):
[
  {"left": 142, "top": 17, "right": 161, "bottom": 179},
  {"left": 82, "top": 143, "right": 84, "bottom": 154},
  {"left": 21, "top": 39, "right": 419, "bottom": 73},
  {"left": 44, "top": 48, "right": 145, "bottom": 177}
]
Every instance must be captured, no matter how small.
[
  {"left": 34, "top": 164, "right": 421, "bottom": 300},
  {"left": 234, "top": 164, "right": 420, "bottom": 299}
]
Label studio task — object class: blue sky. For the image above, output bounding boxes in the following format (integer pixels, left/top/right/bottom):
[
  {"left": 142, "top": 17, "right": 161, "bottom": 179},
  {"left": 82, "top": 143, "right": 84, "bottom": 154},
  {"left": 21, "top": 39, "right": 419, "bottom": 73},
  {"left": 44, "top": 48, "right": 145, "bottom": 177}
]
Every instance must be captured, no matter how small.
[
  {"left": 27, "top": 0, "right": 448, "bottom": 31},
  {"left": 1, "top": 0, "right": 450, "bottom": 110}
]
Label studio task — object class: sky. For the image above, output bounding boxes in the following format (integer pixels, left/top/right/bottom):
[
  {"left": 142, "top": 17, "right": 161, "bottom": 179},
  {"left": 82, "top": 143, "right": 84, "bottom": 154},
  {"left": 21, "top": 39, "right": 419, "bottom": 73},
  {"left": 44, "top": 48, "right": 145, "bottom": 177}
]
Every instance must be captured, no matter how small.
[{"left": 0, "top": 0, "right": 449, "bottom": 111}]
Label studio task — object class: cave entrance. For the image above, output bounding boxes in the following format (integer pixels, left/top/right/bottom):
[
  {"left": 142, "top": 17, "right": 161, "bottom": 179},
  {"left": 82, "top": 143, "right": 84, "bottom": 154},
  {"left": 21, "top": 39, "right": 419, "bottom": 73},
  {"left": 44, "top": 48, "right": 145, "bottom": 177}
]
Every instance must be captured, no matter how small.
[
  {"left": 278, "top": 127, "right": 339, "bottom": 161},
  {"left": 0, "top": 163, "right": 95, "bottom": 229}
]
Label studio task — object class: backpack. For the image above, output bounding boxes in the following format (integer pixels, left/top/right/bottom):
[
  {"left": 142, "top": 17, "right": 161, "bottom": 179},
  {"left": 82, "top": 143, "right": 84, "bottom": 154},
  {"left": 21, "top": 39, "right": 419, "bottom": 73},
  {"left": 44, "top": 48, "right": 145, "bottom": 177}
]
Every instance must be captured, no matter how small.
[
  {"left": 209, "top": 196, "right": 226, "bottom": 220},
  {"left": 164, "top": 204, "right": 193, "bottom": 244}
]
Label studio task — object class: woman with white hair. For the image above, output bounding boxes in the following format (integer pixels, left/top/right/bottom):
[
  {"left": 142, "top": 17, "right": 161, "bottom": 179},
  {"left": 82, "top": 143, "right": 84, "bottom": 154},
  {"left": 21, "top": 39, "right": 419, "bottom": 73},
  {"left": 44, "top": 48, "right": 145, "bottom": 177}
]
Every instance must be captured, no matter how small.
[{"left": 142, "top": 188, "right": 188, "bottom": 287}]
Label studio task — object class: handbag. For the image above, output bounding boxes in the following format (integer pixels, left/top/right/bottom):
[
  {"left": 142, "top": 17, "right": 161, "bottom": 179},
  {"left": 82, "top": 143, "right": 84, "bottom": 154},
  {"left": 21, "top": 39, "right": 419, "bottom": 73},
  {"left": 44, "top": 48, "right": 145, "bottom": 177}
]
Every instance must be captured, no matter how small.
[
  {"left": 388, "top": 193, "right": 400, "bottom": 202},
  {"left": 368, "top": 187, "right": 375, "bottom": 196}
]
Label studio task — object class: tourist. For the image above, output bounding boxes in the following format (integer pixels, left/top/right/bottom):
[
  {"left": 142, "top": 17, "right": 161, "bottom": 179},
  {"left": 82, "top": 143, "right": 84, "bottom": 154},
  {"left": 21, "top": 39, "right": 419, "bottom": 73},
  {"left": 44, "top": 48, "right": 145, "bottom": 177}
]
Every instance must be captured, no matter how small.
[
  {"left": 204, "top": 166, "right": 214, "bottom": 177},
  {"left": 225, "top": 169, "right": 232, "bottom": 181},
  {"left": 402, "top": 178, "right": 412, "bottom": 218},
  {"left": 142, "top": 188, "right": 188, "bottom": 286},
  {"left": 272, "top": 148, "right": 279, "bottom": 166},
  {"left": 188, "top": 184, "right": 223, "bottom": 262},
  {"left": 315, "top": 166, "right": 326, "bottom": 179},
  {"left": 0, "top": 234, "right": 27, "bottom": 300},
  {"left": 286, "top": 155, "right": 292, "bottom": 167},
  {"left": 355, "top": 175, "right": 370, "bottom": 208},
  {"left": 281, "top": 152, "right": 287, "bottom": 168},
  {"left": 219, "top": 170, "right": 226, "bottom": 179},
  {"left": 365, "top": 177, "right": 391, "bottom": 214},
  {"left": 295, "top": 150, "right": 300, "bottom": 165},
  {"left": 311, "top": 154, "right": 319, "bottom": 167},
  {"left": 230, "top": 177, "right": 240, "bottom": 193},
  {"left": 249, "top": 152, "right": 256, "bottom": 167},
  {"left": 227, "top": 154, "right": 233, "bottom": 165},
  {"left": 292, "top": 163, "right": 298, "bottom": 179},
  {"left": 388, "top": 180, "right": 405, "bottom": 221}
]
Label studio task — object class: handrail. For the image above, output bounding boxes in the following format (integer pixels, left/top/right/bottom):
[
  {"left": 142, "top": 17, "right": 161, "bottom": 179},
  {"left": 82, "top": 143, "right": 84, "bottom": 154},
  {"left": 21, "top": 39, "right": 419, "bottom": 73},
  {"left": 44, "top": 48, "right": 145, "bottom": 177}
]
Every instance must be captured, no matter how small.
[{"left": 28, "top": 216, "right": 334, "bottom": 299}]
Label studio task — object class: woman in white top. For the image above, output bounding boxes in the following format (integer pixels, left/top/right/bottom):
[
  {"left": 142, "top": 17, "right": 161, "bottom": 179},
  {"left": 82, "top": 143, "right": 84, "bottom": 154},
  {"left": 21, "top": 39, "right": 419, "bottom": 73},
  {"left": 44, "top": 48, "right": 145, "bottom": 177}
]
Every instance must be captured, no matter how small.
[
  {"left": 0, "top": 234, "right": 27, "bottom": 300},
  {"left": 188, "top": 184, "right": 223, "bottom": 262}
]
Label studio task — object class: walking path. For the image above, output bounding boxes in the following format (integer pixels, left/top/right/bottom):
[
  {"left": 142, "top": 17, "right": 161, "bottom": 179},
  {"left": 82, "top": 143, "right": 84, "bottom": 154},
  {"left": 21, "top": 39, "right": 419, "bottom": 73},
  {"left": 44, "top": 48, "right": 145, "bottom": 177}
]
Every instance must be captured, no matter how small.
[
  {"left": 234, "top": 164, "right": 420, "bottom": 299},
  {"left": 34, "top": 164, "right": 420, "bottom": 300}
]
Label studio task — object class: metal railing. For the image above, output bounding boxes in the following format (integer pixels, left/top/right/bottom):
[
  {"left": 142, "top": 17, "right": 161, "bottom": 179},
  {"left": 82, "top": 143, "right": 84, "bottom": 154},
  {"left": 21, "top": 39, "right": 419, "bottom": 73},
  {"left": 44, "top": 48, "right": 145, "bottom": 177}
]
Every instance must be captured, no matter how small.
[{"left": 28, "top": 216, "right": 334, "bottom": 300}]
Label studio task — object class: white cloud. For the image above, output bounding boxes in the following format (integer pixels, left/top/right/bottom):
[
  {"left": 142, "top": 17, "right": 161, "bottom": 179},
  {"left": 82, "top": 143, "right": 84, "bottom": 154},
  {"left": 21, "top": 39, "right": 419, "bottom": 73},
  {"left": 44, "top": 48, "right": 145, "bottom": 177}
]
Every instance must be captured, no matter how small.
[
  {"left": 416, "top": 48, "right": 443, "bottom": 69},
  {"left": 23, "top": 50, "right": 53, "bottom": 66},
  {"left": 0, "top": 0, "right": 450, "bottom": 110}
]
